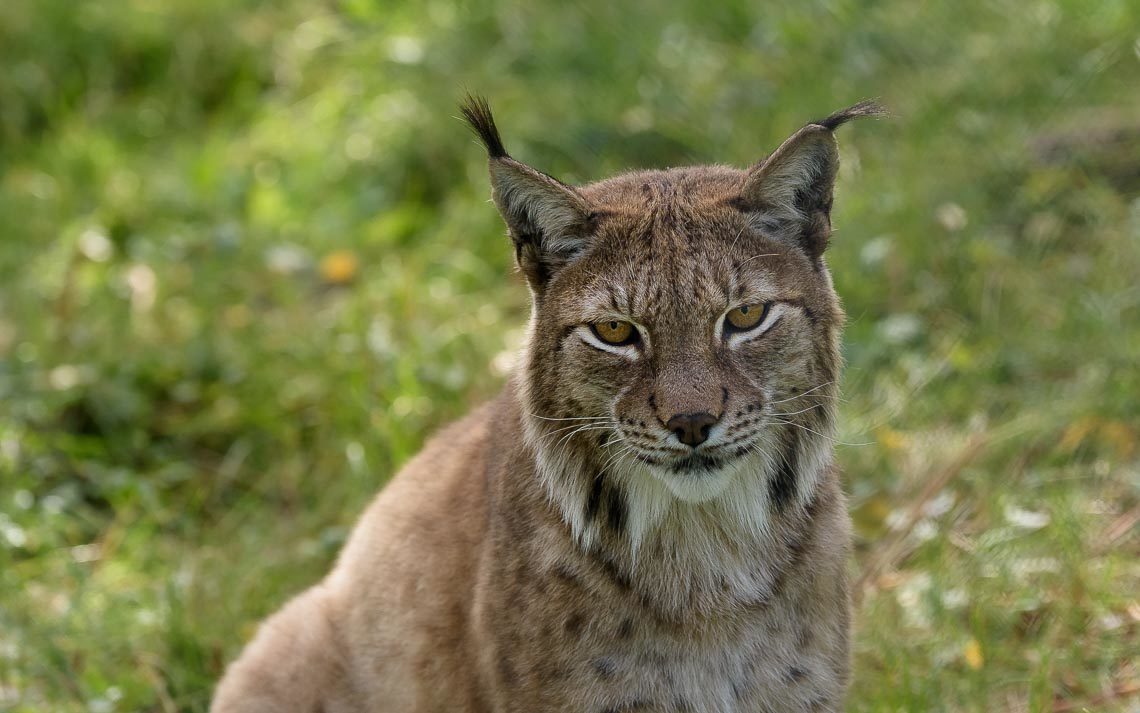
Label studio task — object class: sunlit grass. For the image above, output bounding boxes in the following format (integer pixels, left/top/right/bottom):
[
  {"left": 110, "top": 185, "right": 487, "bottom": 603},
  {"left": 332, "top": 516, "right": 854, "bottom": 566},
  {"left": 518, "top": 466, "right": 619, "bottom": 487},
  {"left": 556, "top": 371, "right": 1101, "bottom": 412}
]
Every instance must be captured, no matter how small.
[{"left": 1, "top": 0, "right": 1138, "bottom": 711}]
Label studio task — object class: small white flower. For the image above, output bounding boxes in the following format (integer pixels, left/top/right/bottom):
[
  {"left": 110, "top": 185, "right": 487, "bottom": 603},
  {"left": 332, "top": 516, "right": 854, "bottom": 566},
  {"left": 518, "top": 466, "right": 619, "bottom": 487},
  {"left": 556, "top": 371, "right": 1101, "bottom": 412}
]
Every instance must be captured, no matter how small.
[
  {"left": 345, "top": 442, "right": 365, "bottom": 471},
  {"left": 885, "top": 509, "right": 909, "bottom": 531},
  {"left": 42, "top": 494, "right": 66, "bottom": 514},
  {"left": 935, "top": 202, "right": 968, "bottom": 231},
  {"left": 79, "top": 228, "right": 113, "bottom": 262},
  {"left": 1004, "top": 504, "right": 1050, "bottom": 530},
  {"left": 924, "top": 491, "right": 956, "bottom": 518},
  {"left": 13, "top": 490, "right": 33, "bottom": 510},
  {"left": 877, "top": 314, "right": 922, "bottom": 344},
  {"left": 860, "top": 235, "right": 892, "bottom": 267},
  {"left": 941, "top": 588, "right": 969, "bottom": 609},
  {"left": 913, "top": 519, "right": 938, "bottom": 542},
  {"left": 1011, "top": 557, "right": 1060, "bottom": 577},
  {"left": 88, "top": 698, "right": 113, "bottom": 713},
  {"left": 1, "top": 521, "right": 26, "bottom": 548},
  {"left": 265, "top": 245, "right": 311, "bottom": 275},
  {"left": 126, "top": 264, "right": 157, "bottom": 312},
  {"left": 491, "top": 350, "right": 516, "bottom": 376},
  {"left": 1099, "top": 613, "right": 1123, "bottom": 631},
  {"left": 49, "top": 365, "right": 83, "bottom": 390},
  {"left": 895, "top": 572, "right": 933, "bottom": 630},
  {"left": 70, "top": 543, "right": 101, "bottom": 563},
  {"left": 387, "top": 36, "right": 425, "bottom": 65}
]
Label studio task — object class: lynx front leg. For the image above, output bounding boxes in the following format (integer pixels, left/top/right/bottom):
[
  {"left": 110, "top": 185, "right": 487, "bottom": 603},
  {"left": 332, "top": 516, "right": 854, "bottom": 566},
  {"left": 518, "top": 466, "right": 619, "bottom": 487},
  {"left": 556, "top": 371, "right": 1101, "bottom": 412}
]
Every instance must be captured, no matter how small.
[{"left": 211, "top": 586, "right": 348, "bottom": 713}]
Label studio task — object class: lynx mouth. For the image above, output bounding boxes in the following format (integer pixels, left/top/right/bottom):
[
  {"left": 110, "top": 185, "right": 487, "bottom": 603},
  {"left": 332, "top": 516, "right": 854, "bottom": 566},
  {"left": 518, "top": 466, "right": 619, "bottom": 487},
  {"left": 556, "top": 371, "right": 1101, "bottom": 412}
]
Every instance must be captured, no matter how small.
[
  {"left": 631, "top": 448, "right": 748, "bottom": 503},
  {"left": 667, "top": 452, "right": 726, "bottom": 474},
  {"left": 633, "top": 450, "right": 729, "bottom": 475}
]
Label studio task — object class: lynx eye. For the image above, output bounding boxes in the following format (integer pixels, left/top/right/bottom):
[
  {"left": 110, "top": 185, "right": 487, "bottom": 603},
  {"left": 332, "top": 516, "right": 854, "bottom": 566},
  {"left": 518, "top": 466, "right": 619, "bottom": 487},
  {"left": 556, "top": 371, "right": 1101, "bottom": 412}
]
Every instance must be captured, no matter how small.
[
  {"left": 591, "top": 320, "right": 638, "bottom": 346},
  {"left": 725, "top": 303, "right": 771, "bottom": 333}
]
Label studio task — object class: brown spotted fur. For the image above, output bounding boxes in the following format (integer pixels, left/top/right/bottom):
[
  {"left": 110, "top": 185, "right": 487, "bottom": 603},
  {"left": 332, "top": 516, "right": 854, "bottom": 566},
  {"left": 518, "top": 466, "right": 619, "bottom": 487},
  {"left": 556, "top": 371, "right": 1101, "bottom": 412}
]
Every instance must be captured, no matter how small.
[{"left": 211, "top": 96, "right": 882, "bottom": 713}]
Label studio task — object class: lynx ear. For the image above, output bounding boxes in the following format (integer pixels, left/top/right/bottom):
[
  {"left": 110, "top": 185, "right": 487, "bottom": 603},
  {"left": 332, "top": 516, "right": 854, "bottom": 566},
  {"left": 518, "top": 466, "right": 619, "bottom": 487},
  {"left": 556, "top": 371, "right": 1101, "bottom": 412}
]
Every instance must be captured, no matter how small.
[
  {"left": 460, "top": 95, "right": 594, "bottom": 289},
  {"left": 738, "top": 100, "right": 884, "bottom": 261}
]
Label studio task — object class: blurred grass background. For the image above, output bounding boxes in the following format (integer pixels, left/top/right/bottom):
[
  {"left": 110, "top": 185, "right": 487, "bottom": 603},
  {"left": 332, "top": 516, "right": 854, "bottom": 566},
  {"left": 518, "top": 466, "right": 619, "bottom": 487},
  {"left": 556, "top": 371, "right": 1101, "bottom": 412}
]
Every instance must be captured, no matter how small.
[{"left": 1, "top": 0, "right": 1138, "bottom": 711}]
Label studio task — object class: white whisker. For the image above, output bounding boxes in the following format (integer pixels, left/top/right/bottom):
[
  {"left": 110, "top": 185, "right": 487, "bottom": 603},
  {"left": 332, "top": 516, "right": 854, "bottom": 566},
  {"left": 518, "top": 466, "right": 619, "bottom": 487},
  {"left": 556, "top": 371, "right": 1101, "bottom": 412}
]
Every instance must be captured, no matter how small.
[
  {"left": 729, "top": 224, "right": 747, "bottom": 251},
  {"left": 767, "top": 381, "right": 835, "bottom": 405},
  {"left": 740, "top": 252, "right": 779, "bottom": 267},
  {"left": 529, "top": 412, "right": 612, "bottom": 422},
  {"left": 598, "top": 442, "right": 636, "bottom": 476},
  {"left": 768, "top": 418, "right": 871, "bottom": 447},
  {"left": 553, "top": 424, "right": 618, "bottom": 451},
  {"left": 769, "top": 403, "right": 825, "bottom": 418},
  {"left": 538, "top": 421, "right": 615, "bottom": 440}
]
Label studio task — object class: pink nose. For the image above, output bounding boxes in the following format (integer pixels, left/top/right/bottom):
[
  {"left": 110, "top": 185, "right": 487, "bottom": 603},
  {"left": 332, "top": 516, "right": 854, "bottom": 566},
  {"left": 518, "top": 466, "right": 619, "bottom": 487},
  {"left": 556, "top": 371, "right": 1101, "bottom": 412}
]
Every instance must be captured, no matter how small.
[{"left": 666, "top": 412, "right": 718, "bottom": 447}]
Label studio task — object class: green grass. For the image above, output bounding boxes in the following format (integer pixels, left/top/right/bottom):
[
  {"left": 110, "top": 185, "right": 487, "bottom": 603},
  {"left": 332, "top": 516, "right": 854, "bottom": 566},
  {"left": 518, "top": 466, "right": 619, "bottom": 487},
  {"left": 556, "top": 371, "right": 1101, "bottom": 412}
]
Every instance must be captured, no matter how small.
[{"left": 1, "top": 0, "right": 1138, "bottom": 711}]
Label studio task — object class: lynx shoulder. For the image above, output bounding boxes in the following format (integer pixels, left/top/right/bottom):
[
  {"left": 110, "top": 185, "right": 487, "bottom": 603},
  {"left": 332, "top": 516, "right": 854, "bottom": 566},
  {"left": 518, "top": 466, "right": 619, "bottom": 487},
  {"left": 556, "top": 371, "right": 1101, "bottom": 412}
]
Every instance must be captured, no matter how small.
[{"left": 211, "top": 96, "right": 882, "bottom": 713}]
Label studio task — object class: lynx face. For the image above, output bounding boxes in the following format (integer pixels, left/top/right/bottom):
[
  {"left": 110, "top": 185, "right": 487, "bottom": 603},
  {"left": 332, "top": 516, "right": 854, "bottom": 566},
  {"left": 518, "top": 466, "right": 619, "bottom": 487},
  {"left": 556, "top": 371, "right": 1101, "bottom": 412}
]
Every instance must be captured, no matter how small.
[
  {"left": 462, "top": 96, "right": 877, "bottom": 540},
  {"left": 531, "top": 176, "right": 841, "bottom": 504}
]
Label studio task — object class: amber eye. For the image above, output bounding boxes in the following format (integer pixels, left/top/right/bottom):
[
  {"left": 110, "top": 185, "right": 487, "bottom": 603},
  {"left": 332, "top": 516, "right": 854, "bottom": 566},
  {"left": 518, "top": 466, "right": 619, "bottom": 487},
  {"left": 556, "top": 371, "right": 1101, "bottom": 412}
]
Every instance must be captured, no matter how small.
[
  {"left": 591, "top": 320, "right": 638, "bottom": 346},
  {"left": 725, "top": 303, "right": 770, "bottom": 332}
]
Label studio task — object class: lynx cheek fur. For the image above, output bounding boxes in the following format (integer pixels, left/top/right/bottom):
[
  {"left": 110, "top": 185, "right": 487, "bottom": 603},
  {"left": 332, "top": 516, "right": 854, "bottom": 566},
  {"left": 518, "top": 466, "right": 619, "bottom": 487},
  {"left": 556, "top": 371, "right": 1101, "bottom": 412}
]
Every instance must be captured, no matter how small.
[{"left": 211, "top": 97, "right": 881, "bottom": 713}]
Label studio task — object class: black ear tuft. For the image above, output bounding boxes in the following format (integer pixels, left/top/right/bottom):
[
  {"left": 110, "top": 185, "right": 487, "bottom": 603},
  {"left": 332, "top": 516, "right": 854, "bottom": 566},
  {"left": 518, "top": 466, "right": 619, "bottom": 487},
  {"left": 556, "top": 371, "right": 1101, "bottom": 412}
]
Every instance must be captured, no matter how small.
[
  {"left": 738, "top": 100, "right": 884, "bottom": 261},
  {"left": 459, "top": 94, "right": 508, "bottom": 159},
  {"left": 811, "top": 100, "right": 887, "bottom": 131},
  {"left": 460, "top": 95, "right": 593, "bottom": 290}
]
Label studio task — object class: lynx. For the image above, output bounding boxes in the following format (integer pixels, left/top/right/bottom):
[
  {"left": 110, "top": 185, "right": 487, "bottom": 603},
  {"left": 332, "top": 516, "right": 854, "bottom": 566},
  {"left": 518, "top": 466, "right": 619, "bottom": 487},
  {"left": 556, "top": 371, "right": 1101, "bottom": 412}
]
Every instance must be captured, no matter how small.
[{"left": 211, "top": 96, "right": 882, "bottom": 712}]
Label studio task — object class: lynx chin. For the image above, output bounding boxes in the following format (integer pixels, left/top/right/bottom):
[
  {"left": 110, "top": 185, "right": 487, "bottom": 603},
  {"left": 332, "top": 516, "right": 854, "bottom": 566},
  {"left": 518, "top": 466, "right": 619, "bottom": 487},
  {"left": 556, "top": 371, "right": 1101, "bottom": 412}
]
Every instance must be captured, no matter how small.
[{"left": 211, "top": 95, "right": 883, "bottom": 712}]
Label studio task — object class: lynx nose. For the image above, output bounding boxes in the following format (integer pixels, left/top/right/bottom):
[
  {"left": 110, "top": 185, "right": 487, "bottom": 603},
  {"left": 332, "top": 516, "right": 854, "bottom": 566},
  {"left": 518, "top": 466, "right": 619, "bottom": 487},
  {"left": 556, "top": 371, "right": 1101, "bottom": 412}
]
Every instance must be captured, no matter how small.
[{"left": 666, "top": 412, "right": 718, "bottom": 448}]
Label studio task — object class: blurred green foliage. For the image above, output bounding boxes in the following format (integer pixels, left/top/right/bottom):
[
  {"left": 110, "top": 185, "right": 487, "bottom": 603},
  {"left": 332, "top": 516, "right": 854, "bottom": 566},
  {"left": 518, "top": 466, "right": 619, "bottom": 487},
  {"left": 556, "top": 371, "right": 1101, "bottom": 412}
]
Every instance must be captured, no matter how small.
[{"left": 1, "top": 0, "right": 1138, "bottom": 711}]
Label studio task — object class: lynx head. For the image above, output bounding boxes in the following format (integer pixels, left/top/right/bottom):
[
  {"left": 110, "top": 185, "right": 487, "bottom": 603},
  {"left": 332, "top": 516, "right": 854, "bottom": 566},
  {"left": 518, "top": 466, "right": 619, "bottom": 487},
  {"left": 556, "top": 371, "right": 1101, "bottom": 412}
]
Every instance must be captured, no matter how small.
[{"left": 462, "top": 96, "right": 881, "bottom": 548}]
